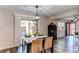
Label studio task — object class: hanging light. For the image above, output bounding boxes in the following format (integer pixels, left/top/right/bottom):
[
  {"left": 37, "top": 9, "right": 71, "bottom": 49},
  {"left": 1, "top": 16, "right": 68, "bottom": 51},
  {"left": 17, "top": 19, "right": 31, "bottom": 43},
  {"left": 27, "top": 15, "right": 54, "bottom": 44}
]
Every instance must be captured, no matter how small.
[{"left": 35, "top": 5, "right": 40, "bottom": 20}]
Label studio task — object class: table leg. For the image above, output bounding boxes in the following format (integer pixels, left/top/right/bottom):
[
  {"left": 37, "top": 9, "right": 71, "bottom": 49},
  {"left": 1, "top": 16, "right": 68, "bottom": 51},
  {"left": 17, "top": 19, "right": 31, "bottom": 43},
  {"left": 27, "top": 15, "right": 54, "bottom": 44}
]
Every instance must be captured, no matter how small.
[
  {"left": 27, "top": 43, "right": 31, "bottom": 53},
  {"left": 51, "top": 40, "right": 54, "bottom": 53}
]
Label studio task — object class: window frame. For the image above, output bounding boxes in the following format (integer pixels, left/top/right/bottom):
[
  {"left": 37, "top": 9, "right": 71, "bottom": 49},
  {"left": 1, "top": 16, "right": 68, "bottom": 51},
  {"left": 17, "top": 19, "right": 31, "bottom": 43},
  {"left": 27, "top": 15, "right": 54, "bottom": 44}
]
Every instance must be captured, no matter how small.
[
  {"left": 21, "top": 20, "right": 38, "bottom": 35},
  {"left": 58, "top": 21, "right": 65, "bottom": 31}
]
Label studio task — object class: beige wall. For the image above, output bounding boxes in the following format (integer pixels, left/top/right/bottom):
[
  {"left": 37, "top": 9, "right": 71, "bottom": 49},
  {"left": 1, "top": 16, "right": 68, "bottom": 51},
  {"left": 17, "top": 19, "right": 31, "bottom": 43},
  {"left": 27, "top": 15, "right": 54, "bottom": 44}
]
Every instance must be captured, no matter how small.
[
  {"left": 0, "top": 10, "right": 26, "bottom": 49},
  {"left": 15, "top": 15, "right": 21, "bottom": 46},
  {"left": 0, "top": 9, "right": 39, "bottom": 49},
  {"left": 38, "top": 17, "right": 57, "bottom": 35},
  {"left": 50, "top": 9, "right": 79, "bottom": 38},
  {"left": 0, "top": 9, "right": 15, "bottom": 50}
]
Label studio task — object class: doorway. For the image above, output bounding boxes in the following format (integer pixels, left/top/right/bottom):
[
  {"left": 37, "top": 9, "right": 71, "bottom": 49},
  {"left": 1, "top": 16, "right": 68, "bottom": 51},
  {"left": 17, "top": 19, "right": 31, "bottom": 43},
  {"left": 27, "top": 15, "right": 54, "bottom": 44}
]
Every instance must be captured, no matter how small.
[{"left": 65, "top": 22, "right": 76, "bottom": 36}]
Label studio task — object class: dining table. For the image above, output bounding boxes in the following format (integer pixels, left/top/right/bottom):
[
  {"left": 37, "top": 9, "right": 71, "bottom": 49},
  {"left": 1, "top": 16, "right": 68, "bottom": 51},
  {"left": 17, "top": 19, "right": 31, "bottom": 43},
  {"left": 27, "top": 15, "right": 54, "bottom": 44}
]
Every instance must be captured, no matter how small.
[{"left": 22, "top": 35, "right": 53, "bottom": 53}]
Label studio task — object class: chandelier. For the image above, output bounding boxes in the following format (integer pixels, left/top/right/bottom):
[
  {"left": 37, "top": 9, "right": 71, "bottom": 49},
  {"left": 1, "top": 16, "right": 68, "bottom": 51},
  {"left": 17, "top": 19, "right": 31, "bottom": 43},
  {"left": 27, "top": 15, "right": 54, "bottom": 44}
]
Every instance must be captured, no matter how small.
[{"left": 35, "top": 5, "right": 40, "bottom": 20}]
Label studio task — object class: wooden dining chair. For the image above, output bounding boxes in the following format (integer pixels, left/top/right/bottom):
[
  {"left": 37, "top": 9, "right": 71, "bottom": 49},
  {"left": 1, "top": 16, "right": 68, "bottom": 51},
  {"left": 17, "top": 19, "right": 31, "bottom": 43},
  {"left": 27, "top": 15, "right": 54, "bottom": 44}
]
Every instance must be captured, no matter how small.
[
  {"left": 44, "top": 37, "right": 53, "bottom": 53},
  {"left": 31, "top": 39, "right": 43, "bottom": 53}
]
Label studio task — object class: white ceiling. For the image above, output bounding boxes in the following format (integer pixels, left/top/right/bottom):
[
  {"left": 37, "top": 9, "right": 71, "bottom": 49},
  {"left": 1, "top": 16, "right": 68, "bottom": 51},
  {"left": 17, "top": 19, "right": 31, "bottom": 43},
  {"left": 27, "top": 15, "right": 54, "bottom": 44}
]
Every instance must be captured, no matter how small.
[{"left": 0, "top": 5, "right": 78, "bottom": 17}]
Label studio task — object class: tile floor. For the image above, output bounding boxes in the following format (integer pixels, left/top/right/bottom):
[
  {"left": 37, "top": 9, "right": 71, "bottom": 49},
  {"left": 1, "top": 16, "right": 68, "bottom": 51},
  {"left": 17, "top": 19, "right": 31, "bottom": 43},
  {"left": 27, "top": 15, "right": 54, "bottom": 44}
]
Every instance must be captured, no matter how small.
[{"left": 54, "top": 38, "right": 67, "bottom": 53}]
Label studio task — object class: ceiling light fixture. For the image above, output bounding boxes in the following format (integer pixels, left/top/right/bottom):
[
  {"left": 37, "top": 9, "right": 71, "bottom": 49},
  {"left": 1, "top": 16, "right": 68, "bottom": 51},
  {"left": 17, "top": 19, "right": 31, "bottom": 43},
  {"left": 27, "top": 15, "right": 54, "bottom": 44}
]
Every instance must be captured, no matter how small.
[{"left": 35, "top": 5, "right": 40, "bottom": 20}]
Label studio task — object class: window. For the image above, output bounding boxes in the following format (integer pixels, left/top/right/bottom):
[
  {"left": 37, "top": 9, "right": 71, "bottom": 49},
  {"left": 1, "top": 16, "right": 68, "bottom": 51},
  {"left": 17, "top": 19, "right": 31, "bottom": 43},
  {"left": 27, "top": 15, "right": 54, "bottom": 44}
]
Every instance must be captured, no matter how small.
[
  {"left": 21, "top": 20, "right": 37, "bottom": 35},
  {"left": 70, "top": 23, "right": 75, "bottom": 35},
  {"left": 58, "top": 22, "right": 65, "bottom": 31}
]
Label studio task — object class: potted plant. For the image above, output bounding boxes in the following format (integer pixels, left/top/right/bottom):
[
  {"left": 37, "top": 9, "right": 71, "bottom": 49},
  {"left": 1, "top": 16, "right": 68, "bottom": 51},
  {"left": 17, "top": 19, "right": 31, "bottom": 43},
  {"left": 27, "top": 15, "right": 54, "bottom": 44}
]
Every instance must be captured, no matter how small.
[{"left": 75, "top": 32, "right": 79, "bottom": 35}]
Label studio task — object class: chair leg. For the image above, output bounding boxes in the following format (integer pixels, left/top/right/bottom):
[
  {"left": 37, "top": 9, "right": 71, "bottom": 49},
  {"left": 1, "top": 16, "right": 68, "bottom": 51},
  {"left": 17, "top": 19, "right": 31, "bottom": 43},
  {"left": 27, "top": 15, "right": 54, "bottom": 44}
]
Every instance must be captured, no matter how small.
[
  {"left": 51, "top": 48, "right": 53, "bottom": 53},
  {"left": 43, "top": 50, "right": 46, "bottom": 53},
  {"left": 44, "top": 48, "right": 52, "bottom": 53}
]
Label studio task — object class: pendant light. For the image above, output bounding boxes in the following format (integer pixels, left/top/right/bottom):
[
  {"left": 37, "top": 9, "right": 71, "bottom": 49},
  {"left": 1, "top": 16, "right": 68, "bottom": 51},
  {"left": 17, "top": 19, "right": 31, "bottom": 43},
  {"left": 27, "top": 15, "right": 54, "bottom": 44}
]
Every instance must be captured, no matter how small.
[{"left": 35, "top": 5, "right": 40, "bottom": 20}]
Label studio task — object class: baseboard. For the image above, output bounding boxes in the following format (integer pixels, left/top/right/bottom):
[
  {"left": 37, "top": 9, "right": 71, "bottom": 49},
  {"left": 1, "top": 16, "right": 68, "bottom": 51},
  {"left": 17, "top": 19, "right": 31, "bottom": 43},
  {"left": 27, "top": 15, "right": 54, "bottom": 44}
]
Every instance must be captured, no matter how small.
[{"left": 0, "top": 46, "right": 19, "bottom": 53}]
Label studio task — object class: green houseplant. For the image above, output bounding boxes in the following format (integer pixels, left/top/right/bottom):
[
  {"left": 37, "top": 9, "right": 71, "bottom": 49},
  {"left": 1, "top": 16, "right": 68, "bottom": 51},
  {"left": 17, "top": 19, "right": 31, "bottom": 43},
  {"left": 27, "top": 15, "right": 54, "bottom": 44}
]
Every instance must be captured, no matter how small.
[{"left": 75, "top": 32, "right": 79, "bottom": 35}]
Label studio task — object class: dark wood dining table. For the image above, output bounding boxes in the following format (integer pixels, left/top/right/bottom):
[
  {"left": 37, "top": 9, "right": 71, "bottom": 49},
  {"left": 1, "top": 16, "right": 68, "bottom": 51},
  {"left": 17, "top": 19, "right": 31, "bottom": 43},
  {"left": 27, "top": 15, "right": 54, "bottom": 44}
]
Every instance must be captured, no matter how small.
[{"left": 22, "top": 36, "right": 53, "bottom": 53}]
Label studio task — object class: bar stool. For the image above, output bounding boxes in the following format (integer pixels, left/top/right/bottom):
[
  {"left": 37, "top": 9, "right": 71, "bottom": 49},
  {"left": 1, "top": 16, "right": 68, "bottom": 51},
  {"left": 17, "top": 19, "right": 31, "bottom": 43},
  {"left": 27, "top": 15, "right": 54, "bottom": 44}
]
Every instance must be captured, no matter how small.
[
  {"left": 44, "top": 37, "right": 53, "bottom": 53},
  {"left": 31, "top": 39, "right": 43, "bottom": 53}
]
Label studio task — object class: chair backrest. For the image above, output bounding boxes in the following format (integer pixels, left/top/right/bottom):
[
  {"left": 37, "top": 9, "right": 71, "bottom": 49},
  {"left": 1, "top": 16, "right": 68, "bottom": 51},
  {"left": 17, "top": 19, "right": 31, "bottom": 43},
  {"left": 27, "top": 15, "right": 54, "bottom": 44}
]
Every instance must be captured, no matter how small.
[
  {"left": 44, "top": 37, "right": 53, "bottom": 50},
  {"left": 31, "top": 39, "right": 43, "bottom": 53}
]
